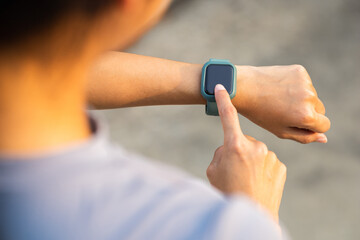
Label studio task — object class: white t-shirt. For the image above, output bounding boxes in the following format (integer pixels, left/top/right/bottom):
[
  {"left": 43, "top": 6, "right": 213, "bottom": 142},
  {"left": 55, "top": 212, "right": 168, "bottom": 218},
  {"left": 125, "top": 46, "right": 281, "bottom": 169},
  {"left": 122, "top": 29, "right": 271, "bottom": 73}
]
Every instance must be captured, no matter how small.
[{"left": 0, "top": 117, "right": 287, "bottom": 240}]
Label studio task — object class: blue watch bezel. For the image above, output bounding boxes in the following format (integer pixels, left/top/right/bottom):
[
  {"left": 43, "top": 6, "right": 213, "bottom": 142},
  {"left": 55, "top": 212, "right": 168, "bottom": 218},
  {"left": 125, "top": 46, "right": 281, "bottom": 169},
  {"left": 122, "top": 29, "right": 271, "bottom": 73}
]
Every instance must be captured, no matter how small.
[{"left": 201, "top": 59, "right": 237, "bottom": 102}]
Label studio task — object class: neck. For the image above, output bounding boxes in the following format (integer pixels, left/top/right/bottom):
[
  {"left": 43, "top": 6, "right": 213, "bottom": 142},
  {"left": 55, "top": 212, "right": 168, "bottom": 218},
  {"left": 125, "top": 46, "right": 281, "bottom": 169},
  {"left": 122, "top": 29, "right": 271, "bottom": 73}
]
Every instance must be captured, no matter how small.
[{"left": 0, "top": 55, "right": 91, "bottom": 156}]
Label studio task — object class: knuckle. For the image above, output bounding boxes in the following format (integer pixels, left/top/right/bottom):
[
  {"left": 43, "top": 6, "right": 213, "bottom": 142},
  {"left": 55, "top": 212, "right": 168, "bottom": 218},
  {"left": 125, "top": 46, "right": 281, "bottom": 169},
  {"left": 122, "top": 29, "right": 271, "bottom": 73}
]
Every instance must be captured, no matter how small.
[
  {"left": 228, "top": 141, "right": 243, "bottom": 155},
  {"left": 317, "top": 101, "right": 326, "bottom": 114},
  {"left": 292, "top": 64, "right": 307, "bottom": 74},
  {"left": 267, "top": 151, "right": 278, "bottom": 165},
  {"left": 326, "top": 119, "right": 331, "bottom": 129},
  {"left": 292, "top": 65, "right": 312, "bottom": 84},
  {"left": 303, "top": 88, "right": 317, "bottom": 100},
  {"left": 214, "top": 146, "right": 223, "bottom": 156},
  {"left": 255, "top": 141, "right": 268, "bottom": 156},
  {"left": 206, "top": 165, "right": 215, "bottom": 179},
  {"left": 278, "top": 162, "right": 287, "bottom": 176},
  {"left": 292, "top": 89, "right": 316, "bottom": 105},
  {"left": 267, "top": 151, "right": 277, "bottom": 159},
  {"left": 299, "top": 110, "right": 315, "bottom": 126}
]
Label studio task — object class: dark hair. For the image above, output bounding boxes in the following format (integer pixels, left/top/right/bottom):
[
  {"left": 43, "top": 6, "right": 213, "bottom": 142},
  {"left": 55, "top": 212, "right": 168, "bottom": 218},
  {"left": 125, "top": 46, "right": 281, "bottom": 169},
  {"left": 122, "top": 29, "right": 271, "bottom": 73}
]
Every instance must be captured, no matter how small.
[{"left": 0, "top": 0, "right": 116, "bottom": 47}]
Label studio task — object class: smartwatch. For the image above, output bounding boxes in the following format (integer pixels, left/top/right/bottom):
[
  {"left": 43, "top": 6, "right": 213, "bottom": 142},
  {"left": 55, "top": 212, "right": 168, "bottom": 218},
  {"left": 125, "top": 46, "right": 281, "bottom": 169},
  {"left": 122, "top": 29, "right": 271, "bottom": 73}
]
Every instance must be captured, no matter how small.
[{"left": 200, "top": 58, "right": 237, "bottom": 116}]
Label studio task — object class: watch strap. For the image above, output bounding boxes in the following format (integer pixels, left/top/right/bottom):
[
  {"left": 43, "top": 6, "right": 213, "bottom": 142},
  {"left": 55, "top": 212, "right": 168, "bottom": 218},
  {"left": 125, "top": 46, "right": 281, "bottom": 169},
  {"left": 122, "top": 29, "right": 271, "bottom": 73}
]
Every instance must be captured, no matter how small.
[
  {"left": 205, "top": 101, "right": 219, "bottom": 116},
  {"left": 209, "top": 58, "right": 231, "bottom": 64}
]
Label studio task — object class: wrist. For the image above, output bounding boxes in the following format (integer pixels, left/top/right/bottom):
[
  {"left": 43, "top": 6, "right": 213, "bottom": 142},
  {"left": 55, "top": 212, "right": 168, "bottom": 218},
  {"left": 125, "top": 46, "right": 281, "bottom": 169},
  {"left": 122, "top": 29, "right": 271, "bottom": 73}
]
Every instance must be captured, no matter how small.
[
  {"left": 194, "top": 63, "right": 255, "bottom": 110},
  {"left": 179, "top": 63, "right": 206, "bottom": 105},
  {"left": 232, "top": 65, "right": 254, "bottom": 115}
]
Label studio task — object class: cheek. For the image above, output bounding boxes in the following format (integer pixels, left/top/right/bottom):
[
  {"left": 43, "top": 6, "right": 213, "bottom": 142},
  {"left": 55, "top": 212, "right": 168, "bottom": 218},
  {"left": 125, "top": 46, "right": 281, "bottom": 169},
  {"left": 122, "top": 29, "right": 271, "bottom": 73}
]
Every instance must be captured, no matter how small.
[
  {"left": 143, "top": 0, "right": 171, "bottom": 24},
  {"left": 108, "top": 0, "right": 171, "bottom": 50}
]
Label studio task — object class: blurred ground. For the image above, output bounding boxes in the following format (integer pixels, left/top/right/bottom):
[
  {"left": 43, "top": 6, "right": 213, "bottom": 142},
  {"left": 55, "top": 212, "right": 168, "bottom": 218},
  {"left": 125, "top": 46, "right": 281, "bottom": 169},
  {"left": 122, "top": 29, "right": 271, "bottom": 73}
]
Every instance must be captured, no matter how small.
[{"left": 95, "top": 0, "right": 360, "bottom": 239}]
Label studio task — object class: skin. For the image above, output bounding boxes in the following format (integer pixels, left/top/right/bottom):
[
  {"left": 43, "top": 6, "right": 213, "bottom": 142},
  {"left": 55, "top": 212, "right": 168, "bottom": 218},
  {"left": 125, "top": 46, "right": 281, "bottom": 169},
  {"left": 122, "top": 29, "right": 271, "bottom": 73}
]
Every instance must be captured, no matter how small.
[
  {"left": 88, "top": 53, "right": 330, "bottom": 144},
  {"left": 0, "top": 0, "right": 330, "bottom": 224},
  {"left": 207, "top": 84, "right": 287, "bottom": 222},
  {"left": 0, "top": 0, "right": 173, "bottom": 154}
]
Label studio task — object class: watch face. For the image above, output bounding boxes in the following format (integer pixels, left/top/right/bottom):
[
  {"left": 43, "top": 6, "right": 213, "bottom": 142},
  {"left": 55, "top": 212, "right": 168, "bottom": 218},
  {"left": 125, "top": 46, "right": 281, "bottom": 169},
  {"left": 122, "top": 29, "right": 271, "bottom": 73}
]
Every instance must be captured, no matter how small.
[{"left": 205, "top": 64, "right": 234, "bottom": 95}]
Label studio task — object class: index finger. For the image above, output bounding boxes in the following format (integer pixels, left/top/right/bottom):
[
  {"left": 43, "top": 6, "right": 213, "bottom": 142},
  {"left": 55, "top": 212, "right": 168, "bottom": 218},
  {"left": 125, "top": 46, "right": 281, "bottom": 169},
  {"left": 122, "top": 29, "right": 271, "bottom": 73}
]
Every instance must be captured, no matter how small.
[{"left": 214, "top": 84, "right": 247, "bottom": 146}]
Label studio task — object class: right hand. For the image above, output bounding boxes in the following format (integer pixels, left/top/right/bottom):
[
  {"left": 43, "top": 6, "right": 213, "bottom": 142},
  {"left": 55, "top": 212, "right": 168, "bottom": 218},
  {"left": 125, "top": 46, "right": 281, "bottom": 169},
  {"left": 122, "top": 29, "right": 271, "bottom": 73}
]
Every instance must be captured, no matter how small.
[{"left": 206, "top": 84, "right": 287, "bottom": 222}]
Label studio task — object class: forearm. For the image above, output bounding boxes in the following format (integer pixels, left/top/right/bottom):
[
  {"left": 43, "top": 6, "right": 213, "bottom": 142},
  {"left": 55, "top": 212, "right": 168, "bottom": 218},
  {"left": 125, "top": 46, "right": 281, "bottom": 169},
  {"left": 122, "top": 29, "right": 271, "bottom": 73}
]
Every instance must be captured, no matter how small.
[
  {"left": 87, "top": 52, "right": 330, "bottom": 143},
  {"left": 88, "top": 52, "right": 207, "bottom": 108},
  {"left": 87, "top": 51, "right": 250, "bottom": 111}
]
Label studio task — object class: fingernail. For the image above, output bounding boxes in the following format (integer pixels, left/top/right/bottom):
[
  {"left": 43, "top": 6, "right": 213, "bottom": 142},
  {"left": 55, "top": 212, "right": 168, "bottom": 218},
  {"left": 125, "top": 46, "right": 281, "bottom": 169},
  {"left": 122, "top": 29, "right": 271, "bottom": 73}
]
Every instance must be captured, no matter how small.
[
  {"left": 215, "top": 84, "right": 225, "bottom": 93},
  {"left": 316, "top": 134, "right": 328, "bottom": 143}
]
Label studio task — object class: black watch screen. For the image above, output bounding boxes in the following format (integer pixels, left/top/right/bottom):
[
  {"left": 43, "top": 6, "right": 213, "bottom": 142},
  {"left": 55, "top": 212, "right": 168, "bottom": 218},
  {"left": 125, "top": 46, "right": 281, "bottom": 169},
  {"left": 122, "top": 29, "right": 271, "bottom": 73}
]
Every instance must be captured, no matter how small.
[{"left": 204, "top": 64, "right": 234, "bottom": 95}]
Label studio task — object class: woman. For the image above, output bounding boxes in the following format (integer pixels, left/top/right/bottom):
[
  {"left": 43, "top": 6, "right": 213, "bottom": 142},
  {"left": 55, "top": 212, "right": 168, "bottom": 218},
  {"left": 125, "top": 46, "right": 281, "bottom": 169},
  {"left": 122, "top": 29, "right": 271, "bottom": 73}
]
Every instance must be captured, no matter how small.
[{"left": 0, "top": 1, "right": 330, "bottom": 239}]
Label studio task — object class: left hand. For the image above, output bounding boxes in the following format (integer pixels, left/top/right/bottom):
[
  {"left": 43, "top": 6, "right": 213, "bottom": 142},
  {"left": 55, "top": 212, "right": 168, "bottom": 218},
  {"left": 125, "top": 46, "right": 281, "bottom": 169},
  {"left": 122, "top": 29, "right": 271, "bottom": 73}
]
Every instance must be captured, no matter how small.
[{"left": 233, "top": 64, "right": 330, "bottom": 144}]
